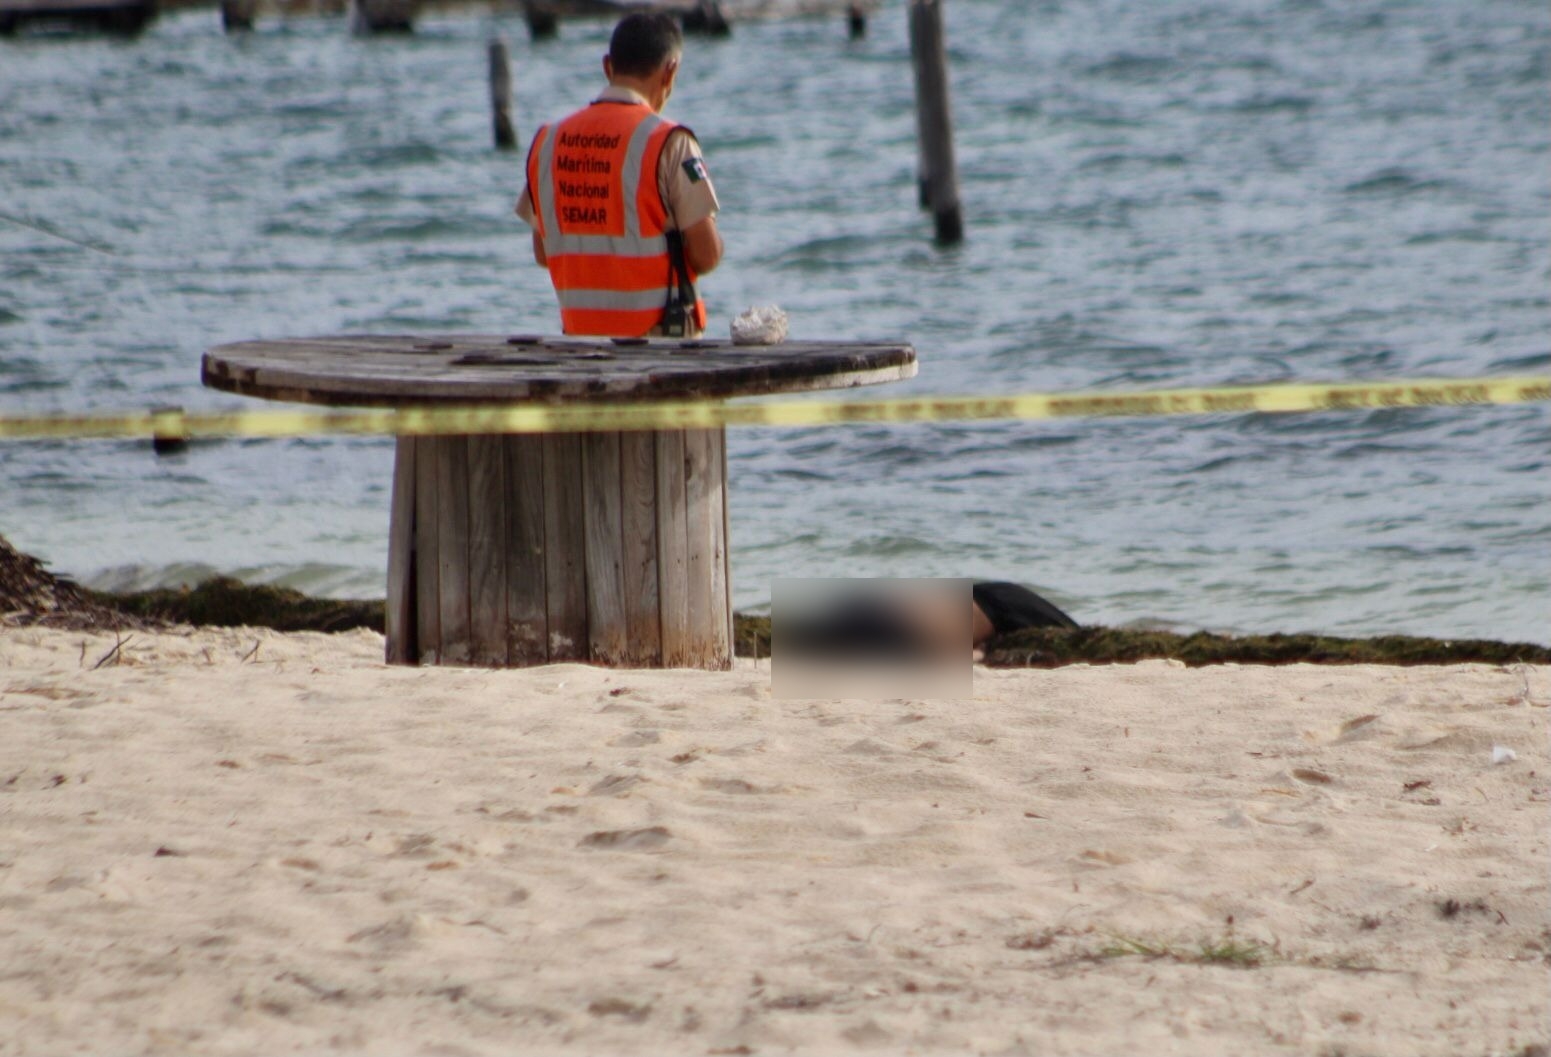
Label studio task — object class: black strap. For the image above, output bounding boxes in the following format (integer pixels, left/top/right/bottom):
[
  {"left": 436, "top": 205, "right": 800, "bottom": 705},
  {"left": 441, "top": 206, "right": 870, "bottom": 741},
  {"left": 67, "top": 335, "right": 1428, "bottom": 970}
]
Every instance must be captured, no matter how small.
[{"left": 662, "top": 230, "right": 697, "bottom": 337}]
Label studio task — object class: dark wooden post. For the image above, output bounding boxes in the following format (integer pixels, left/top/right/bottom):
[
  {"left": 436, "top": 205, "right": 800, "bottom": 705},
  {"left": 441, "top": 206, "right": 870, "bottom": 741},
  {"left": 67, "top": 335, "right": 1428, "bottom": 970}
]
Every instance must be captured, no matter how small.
[
  {"left": 523, "top": 0, "right": 556, "bottom": 40},
  {"left": 681, "top": 0, "right": 729, "bottom": 36},
  {"left": 150, "top": 405, "right": 189, "bottom": 456},
  {"left": 489, "top": 37, "right": 517, "bottom": 151},
  {"left": 353, "top": 0, "right": 415, "bottom": 33},
  {"left": 847, "top": 3, "right": 866, "bottom": 38},
  {"left": 908, "top": 0, "right": 963, "bottom": 244},
  {"left": 221, "top": 0, "right": 257, "bottom": 32}
]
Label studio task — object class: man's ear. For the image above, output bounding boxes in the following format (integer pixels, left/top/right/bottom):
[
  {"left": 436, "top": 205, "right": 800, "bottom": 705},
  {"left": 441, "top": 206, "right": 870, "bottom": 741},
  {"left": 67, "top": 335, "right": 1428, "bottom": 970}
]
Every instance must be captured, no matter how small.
[{"left": 603, "top": 54, "right": 614, "bottom": 80}]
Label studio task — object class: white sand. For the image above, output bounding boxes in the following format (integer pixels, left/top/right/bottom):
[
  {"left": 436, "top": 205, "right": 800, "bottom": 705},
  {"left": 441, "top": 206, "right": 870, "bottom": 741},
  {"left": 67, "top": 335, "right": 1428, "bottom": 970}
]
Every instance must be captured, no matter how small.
[{"left": 1, "top": 625, "right": 1546, "bottom": 1056}]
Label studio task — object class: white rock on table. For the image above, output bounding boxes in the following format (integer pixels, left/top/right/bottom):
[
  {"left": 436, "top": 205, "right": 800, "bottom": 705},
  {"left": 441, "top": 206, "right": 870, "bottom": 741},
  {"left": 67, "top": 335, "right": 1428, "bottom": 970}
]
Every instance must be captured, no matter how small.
[{"left": 731, "top": 305, "right": 789, "bottom": 345}]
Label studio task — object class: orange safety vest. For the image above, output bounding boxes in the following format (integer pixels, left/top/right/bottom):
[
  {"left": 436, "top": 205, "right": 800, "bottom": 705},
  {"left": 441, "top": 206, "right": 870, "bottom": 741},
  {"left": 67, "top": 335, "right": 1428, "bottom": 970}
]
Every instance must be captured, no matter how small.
[{"left": 526, "top": 101, "right": 708, "bottom": 337}]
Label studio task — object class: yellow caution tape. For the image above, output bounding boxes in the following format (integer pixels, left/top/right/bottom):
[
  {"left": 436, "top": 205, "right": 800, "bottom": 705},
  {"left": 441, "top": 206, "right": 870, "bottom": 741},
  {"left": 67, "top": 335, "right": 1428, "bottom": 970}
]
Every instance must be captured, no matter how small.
[{"left": 0, "top": 376, "right": 1546, "bottom": 441}]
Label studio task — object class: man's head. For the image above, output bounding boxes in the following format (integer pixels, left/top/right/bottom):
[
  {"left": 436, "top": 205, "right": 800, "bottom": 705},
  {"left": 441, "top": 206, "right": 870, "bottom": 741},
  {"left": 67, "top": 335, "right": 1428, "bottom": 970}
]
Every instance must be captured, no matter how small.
[{"left": 603, "top": 13, "right": 684, "bottom": 112}]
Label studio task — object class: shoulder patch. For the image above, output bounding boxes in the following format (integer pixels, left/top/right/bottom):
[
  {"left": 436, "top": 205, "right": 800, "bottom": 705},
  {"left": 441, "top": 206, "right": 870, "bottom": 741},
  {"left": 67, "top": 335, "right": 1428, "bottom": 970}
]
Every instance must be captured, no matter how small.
[{"left": 681, "top": 156, "right": 709, "bottom": 184}]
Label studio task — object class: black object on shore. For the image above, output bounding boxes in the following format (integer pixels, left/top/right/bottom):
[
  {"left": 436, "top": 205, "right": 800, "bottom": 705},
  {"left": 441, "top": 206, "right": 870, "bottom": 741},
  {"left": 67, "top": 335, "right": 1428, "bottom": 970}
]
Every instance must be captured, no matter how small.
[{"left": 973, "top": 581, "right": 1079, "bottom": 635}]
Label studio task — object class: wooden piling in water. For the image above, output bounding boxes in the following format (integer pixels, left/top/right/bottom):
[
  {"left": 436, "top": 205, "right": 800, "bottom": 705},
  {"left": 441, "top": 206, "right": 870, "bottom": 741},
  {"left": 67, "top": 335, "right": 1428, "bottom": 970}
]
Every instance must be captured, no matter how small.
[
  {"left": 488, "top": 37, "right": 517, "bottom": 151},
  {"left": 352, "top": 0, "right": 415, "bottom": 33},
  {"left": 523, "top": 0, "right": 557, "bottom": 40},
  {"left": 681, "top": 0, "right": 729, "bottom": 36},
  {"left": 847, "top": 2, "right": 865, "bottom": 38},
  {"left": 220, "top": 0, "right": 257, "bottom": 31},
  {"left": 908, "top": 0, "right": 963, "bottom": 244}
]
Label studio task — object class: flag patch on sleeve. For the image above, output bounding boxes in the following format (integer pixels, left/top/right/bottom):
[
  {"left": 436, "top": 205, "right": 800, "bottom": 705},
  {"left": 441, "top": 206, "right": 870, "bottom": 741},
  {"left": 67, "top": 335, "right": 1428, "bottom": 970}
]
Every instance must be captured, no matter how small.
[{"left": 682, "top": 157, "right": 709, "bottom": 184}]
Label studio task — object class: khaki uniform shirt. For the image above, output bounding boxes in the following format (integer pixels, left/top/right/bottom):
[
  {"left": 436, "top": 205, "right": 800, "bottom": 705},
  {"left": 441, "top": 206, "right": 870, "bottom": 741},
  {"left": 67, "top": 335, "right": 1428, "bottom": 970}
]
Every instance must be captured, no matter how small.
[{"left": 516, "top": 85, "right": 721, "bottom": 337}]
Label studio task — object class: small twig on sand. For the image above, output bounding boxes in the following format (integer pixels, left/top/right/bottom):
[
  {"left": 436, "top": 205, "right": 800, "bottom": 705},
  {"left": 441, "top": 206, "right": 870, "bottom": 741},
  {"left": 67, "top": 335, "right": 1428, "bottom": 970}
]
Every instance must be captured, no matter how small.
[
  {"left": 240, "top": 640, "right": 261, "bottom": 664},
  {"left": 92, "top": 632, "right": 132, "bottom": 670}
]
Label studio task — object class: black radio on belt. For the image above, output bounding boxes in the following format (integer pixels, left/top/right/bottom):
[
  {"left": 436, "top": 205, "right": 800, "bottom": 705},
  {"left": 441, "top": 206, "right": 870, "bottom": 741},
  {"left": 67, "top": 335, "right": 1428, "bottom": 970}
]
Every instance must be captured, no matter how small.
[{"left": 662, "top": 231, "right": 696, "bottom": 338}]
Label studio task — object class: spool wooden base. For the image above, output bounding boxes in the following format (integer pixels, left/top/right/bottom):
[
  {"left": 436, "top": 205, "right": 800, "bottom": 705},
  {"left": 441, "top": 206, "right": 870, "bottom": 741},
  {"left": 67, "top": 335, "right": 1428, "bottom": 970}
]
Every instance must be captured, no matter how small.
[{"left": 385, "top": 429, "right": 732, "bottom": 669}]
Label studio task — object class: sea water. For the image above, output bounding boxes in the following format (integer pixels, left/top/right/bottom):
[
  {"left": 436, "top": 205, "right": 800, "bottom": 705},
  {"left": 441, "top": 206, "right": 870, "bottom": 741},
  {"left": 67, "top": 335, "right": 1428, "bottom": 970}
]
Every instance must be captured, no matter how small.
[{"left": 1, "top": 0, "right": 1547, "bottom": 642}]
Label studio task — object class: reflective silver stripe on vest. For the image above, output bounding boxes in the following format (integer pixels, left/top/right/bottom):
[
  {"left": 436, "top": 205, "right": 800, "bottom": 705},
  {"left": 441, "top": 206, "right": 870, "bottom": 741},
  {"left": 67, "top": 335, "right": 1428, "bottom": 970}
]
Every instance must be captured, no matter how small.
[
  {"left": 536, "top": 109, "right": 668, "bottom": 259},
  {"left": 534, "top": 124, "right": 560, "bottom": 244},
  {"left": 555, "top": 287, "right": 670, "bottom": 312},
  {"left": 619, "top": 111, "right": 662, "bottom": 240}
]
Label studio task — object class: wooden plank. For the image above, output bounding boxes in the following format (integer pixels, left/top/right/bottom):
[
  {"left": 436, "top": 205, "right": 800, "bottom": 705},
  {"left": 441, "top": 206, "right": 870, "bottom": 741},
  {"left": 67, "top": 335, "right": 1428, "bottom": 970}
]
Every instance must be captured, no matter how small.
[
  {"left": 467, "top": 435, "right": 508, "bottom": 666},
  {"left": 582, "top": 431, "right": 628, "bottom": 667},
  {"left": 541, "top": 433, "right": 588, "bottom": 661},
  {"left": 719, "top": 426, "right": 735, "bottom": 659},
  {"left": 683, "top": 428, "right": 722, "bottom": 668},
  {"left": 413, "top": 436, "right": 442, "bottom": 663},
  {"left": 706, "top": 428, "right": 732, "bottom": 669},
  {"left": 385, "top": 436, "right": 418, "bottom": 665},
  {"left": 437, "top": 436, "right": 473, "bottom": 665},
  {"left": 620, "top": 431, "right": 661, "bottom": 667},
  {"left": 504, "top": 434, "right": 549, "bottom": 665},
  {"left": 654, "top": 429, "right": 692, "bottom": 668}
]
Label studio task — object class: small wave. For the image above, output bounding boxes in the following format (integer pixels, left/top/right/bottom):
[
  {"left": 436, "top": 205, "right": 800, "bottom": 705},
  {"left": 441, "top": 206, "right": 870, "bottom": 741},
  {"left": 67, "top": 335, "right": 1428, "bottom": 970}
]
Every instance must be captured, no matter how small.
[
  {"left": 714, "top": 133, "right": 779, "bottom": 151},
  {"left": 1180, "top": 454, "right": 1265, "bottom": 474},
  {"left": 336, "top": 217, "right": 487, "bottom": 243},
  {"left": 1516, "top": 47, "right": 1550, "bottom": 85},
  {"left": 1246, "top": 290, "right": 1316, "bottom": 307},
  {"left": 1488, "top": 351, "right": 1551, "bottom": 372},
  {"left": 1078, "top": 151, "right": 1189, "bottom": 173},
  {"left": 271, "top": 100, "right": 351, "bottom": 122},
  {"left": 841, "top": 535, "right": 936, "bottom": 558},
  {"left": 0, "top": 308, "right": 22, "bottom": 325},
  {"left": 1363, "top": 544, "right": 1472, "bottom": 559},
  {"left": 85, "top": 560, "right": 376, "bottom": 599},
  {"left": 1333, "top": 440, "right": 1425, "bottom": 461},
  {"left": 1404, "top": 229, "right": 1508, "bottom": 247},
  {"left": 1342, "top": 168, "right": 1455, "bottom": 197},
  {"left": 1229, "top": 95, "right": 1316, "bottom": 115},
  {"left": 1082, "top": 52, "right": 1179, "bottom": 83},
  {"left": 347, "top": 142, "right": 442, "bottom": 169}
]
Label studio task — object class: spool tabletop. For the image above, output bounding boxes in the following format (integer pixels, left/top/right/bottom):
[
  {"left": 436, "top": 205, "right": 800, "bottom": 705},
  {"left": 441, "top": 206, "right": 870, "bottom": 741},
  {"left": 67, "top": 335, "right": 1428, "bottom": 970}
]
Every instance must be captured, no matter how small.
[
  {"left": 201, "top": 334, "right": 916, "bottom": 406},
  {"left": 200, "top": 335, "right": 917, "bottom": 669}
]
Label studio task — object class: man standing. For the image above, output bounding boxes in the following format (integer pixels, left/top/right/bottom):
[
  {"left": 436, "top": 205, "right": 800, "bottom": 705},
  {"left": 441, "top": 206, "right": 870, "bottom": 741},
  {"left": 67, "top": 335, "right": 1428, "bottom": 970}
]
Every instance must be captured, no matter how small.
[{"left": 515, "top": 13, "right": 723, "bottom": 338}]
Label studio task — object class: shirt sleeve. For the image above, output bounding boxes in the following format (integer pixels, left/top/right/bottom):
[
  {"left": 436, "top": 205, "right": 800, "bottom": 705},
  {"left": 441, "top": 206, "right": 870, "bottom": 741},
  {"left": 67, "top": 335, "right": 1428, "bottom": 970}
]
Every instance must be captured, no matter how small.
[{"left": 657, "top": 129, "right": 720, "bottom": 233}]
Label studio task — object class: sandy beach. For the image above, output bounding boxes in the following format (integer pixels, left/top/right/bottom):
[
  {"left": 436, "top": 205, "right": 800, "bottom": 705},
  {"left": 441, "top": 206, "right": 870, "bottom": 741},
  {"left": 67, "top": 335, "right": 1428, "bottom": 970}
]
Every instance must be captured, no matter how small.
[{"left": 1, "top": 625, "right": 1546, "bottom": 1055}]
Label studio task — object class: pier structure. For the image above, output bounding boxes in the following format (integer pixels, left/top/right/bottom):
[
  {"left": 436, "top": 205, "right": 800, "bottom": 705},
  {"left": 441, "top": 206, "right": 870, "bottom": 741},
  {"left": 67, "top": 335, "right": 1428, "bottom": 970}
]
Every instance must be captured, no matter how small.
[{"left": 0, "top": 0, "right": 156, "bottom": 34}]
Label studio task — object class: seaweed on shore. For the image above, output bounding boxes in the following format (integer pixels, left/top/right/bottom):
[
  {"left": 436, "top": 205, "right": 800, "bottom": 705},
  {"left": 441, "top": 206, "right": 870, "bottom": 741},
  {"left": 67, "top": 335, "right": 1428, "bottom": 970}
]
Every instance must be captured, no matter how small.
[
  {"left": 729, "top": 615, "right": 1547, "bottom": 666},
  {"left": 0, "top": 533, "right": 143, "bottom": 631},
  {"left": 3, "top": 532, "right": 1543, "bottom": 666},
  {"left": 97, "top": 577, "right": 385, "bottom": 635},
  {"left": 734, "top": 613, "right": 771, "bottom": 659},
  {"left": 979, "top": 625, "right": 1550, "bottom": 668}
]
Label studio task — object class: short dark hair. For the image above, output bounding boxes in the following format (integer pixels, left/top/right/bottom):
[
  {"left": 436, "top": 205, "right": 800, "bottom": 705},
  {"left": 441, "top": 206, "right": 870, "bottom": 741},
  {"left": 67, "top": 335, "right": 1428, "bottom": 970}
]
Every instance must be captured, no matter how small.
[{"left": 608, "top": 13, "right": 683, "bottom": 77}]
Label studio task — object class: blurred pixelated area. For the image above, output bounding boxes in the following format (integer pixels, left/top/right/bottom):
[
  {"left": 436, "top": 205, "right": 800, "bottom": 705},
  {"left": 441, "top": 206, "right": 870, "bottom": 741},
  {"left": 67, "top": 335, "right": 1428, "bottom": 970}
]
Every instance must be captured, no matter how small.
[{"left": 771, "top": 578, "right": 971, "bottom": 700}]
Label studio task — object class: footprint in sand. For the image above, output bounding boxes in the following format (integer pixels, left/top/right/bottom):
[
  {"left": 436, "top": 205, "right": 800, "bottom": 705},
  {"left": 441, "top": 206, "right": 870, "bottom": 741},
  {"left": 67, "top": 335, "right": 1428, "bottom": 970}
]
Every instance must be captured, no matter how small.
[
  {"left": 578, "top": 827, "right": 671, "bottom": 851},
  {"left": 1307, "top": 713, "right": 1385, "bottom": 744},
  {"left": 587, "top": 774, "right": 647, "bottom": 796},
  {"left": 698, "top": 777, "right": 765, "bottom": 794},
  {"left": 346, "top": 913, "right": 441, "bottom": 950}
]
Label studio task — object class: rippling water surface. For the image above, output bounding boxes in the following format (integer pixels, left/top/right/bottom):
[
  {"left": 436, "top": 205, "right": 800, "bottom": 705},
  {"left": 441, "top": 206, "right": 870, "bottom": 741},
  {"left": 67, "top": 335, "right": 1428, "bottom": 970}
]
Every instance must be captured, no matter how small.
[{"left": 2, "top": 0, "right": 1547, "bottom": 642}]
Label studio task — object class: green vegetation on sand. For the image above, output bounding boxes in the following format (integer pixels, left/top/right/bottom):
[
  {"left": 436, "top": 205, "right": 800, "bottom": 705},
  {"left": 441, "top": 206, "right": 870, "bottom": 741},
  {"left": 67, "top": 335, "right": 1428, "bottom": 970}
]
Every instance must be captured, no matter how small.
[{"left": 3, "top": 536, "right": 1544, "bottom": 666}]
